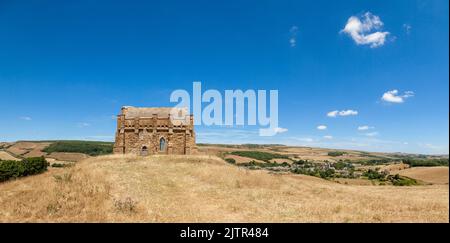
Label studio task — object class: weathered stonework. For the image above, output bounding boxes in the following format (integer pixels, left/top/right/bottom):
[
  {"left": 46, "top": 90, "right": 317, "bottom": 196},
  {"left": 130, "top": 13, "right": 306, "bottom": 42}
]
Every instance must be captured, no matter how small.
[{"left": 113, "top": 106, "right": 196, "bottom": 155}]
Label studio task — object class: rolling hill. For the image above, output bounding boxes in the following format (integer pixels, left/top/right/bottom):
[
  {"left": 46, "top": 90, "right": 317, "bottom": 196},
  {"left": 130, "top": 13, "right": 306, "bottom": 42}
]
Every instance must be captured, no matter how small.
[{"left": 0, "top": 154, "right": 448, "bottom": 222}]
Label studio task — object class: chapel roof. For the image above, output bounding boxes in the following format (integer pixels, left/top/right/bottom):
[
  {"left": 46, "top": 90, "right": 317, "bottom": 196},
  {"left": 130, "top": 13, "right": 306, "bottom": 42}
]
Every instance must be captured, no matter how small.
[{"left": 121, "top": 106, "right": 189, "bottom": 120}]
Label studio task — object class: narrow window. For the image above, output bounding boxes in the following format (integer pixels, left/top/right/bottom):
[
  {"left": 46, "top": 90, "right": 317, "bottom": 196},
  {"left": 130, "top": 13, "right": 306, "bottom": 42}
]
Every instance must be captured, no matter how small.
[{"left": 160, "top": 138, "right": 166, "bottom": 151}]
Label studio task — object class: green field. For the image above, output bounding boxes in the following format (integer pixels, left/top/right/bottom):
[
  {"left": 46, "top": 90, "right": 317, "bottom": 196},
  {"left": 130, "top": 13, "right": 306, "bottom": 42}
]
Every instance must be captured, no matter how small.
[
  {"left": 42, "top": 141, "right": 114, "bottom": 156},
  {"left": 230, "top": 151, "right": 290, "bottom": 162}
]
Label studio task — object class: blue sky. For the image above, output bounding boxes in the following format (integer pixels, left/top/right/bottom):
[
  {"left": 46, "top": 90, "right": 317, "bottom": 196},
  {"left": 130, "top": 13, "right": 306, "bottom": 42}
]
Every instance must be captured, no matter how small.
[{"left": 0, "top": 0, "right": 448, "bottom": 154}]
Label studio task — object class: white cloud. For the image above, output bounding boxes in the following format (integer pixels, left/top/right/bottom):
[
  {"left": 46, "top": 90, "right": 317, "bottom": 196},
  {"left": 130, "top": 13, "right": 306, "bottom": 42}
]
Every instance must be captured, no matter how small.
[
  {"left": 327, "top": 110, "right": 339, "bottom": 117},
  {"left": 274, "top": 127, "right": 288, "bottom": 134},
  {"left": 323, "top": 135, "right": 333, "bottom": 140},
  {"left": 291, "top": 137, "right": 314, "bottom": 142},
  {"left": 416, "top": 143, "right": 449, "bottom": 154},
  {"left": 289, "top": 26, "right": 299, "bottom": 47},
  {"left": 341, "top": 12, "right": 390, "bottom": 48},
  {"left": 339, "top": 110, "right": 358, "bottom": 116},
  {"left": 358, "top": 125, "right": 374, "bottom": 131},
  {"left": 422, "top": 143, "right": 442, "bottom": 150},
  {"left": 19, "top": 116, "right": 32, "bottom": 121},
  {"left": 404, "top": 91, "right": 414, "bottom": 97},
  {"left": 327, "top": 109, "right": 358, "bottom": 117},
  {"left": 317, "top": 125, "right": 327, "bottom": 130},
  {"left": 289, "top": 38, "right": 296, "bottom": 47},
  {"left": 77, "top": 122, "right": 91, "bottom": 128},
  {"left": 365, "top": 132, "right": 379, "bottom": 137},
  {"left": 381, "top": 90, "right": 414, "bottom": 103},
  {"left": 403, "top": 24, "right": 412, "bottom": 34}
]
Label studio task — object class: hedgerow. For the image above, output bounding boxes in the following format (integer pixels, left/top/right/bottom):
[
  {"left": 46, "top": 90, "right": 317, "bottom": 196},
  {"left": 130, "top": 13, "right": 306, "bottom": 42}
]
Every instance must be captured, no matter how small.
[
  {"left": 0, "top": 157, "right": 49, "bottom": 182},
  {"left": 43, "top": 141, "right": 113, "bottom": 156}
]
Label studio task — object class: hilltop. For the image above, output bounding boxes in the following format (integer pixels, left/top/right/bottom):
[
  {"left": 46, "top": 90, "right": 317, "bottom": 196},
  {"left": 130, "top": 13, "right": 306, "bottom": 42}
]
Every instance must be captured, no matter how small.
[
  {"left": 0, "top": 154, "right": 448, "bottom": 222},
  {"left": 1, "top": 141, "right": 448, "bottom": 185}
]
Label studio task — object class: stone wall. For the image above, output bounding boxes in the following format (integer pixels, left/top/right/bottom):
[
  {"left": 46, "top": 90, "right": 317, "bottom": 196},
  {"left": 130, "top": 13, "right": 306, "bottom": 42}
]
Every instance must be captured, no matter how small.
[{"left": 113, "top": 107, "right": 196, "bottom": 155}]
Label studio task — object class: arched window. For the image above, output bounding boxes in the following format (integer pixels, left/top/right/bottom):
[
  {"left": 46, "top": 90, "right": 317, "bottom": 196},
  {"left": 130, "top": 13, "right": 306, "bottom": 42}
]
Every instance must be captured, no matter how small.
[
  {"left": 159, "top": 138, "right": 166, "bottom": 151},
  {"left": 141, "top": 146, "right": 148, "bottom": 156}
]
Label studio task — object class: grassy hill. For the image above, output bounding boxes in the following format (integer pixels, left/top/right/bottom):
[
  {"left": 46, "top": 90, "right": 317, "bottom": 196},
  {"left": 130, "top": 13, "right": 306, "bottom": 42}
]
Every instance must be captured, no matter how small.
[
  {"left": 3, "top": 140, "right": 447, "bottom": 164},
  {"left": 1, "top": 141, "right": 113, "bottom": 162},
  {"left": 0, "top": 154, "right": 448, "bottom": 222}
]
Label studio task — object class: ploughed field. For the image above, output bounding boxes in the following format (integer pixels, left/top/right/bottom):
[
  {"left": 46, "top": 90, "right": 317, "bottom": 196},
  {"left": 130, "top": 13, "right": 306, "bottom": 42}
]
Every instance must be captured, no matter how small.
[{"left": 0, "top": 141, "right": 113, "bottom": 166}]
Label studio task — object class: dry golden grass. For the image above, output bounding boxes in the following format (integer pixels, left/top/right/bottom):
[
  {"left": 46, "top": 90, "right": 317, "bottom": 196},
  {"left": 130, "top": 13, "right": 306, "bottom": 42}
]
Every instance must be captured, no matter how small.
[
  {"left": 332, "top": 178, "right": 376, "bottom": 186},
  {"left": 382, "top": 163, "right": 410, "bottom": 173},
  {"left": 223, "top": 154, "right": 265, "bottom": 164},
  {"left": 0, "top": 151, "right": 20, "bottom": 161},
  {"left": 0, "top": 154, "right": 448, "bottom": 223},
  {"left": 270, "top": 158, "right": 293, "bottom": 164},
  {"left": 198, "top": 144, "right": 396, "bottom": 162},
  {"left": 397, "top": 167, "right": 449, "bottom": 185},
  {"left": 6, "top": 142, "right": 51, "bottom": 158},
  {"left": 47, "top": 152, "right": 90, "bottom": 162}
]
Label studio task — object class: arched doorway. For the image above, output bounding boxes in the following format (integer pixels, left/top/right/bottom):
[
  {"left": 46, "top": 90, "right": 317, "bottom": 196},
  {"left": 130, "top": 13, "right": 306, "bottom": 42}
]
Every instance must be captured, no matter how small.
[
  {"left": 159, "top": 138, "right": 166, "bottom": 152},
  {"left": 141, "top": 146, "right": 148, "bottom": 156}
]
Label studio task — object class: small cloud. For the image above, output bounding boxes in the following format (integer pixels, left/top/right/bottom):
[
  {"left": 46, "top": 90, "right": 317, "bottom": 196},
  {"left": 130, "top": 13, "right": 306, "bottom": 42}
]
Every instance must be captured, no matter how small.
[
  {"left": 339, "top": 110, "right": 358, "bottom": 116},
  {"left": 365, "top": 132, "right": 379, "bottom": 137},
  {"left": 327, "top": 110, "right": 339, "bottom": 117},
  {"left": 323, "top": 135, "right": 333, "bottom": 140},
  {"left": 327, "top": 110, "right": 358, "bottom": 117},
  {"left": 77, "top": 122, "right": 91, "bottom": 128},
  {"left": 358, "top": 125, "right": 374, "bottom": 131},
  {"left": 289, "top": 38, "right": 296, "bottom": 47},
  {"left": 341, "top": 12, "right": 390, "bottom": 48},
  {"left": 381, "top": 90, "right": 414, "bottom": 103},
  {"left": 274, "top": 127, "right": 288, "bottom": 134},
  {"left": 403, "top": 24, "right": 412, "bottom": 35},
  {"left": 404, "top": 91, "right": 414, "bottom": 97},
  {"left": 292, "top": 137, "right": 314, "bottom": 142},
  {"left": 289, "top": 26, "right": 299, "bottom": 47},
  {"left": 19, "top": 116, "right": 32, "bottom": 121},
  {"left": 317, "top": 125, "right": 327, "bottom": 130},
  {"left": 417, "top": 143, "right": 447, "bottom": 153}
]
